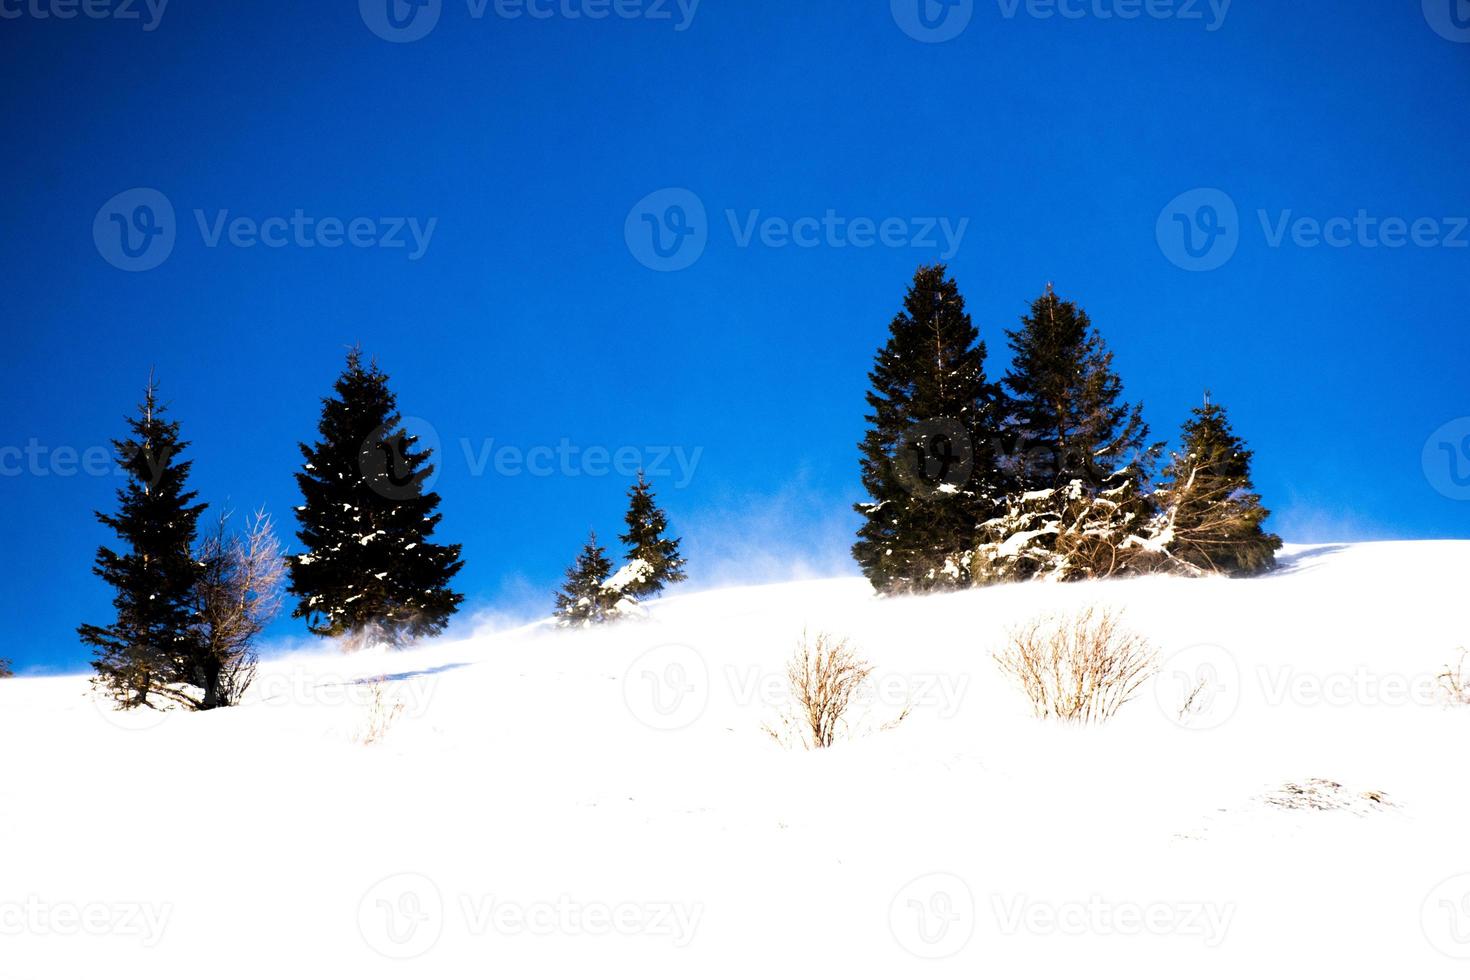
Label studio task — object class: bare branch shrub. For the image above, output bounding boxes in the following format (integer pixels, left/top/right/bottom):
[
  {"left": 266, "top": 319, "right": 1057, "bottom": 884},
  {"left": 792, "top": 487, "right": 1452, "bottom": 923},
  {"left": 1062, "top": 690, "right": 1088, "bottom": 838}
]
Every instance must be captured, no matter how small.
[
  {"left": 356, "top": 676, "right": 405, "bottom": 746},
  {"left": 185, "top": 509, "right": 284, "bottom": 709},
  {"left": 1438, "top": 651, "right": 1470, "bottom": 706},
  {"left": 994, "top": 605, "right": 1159, "bottom": 724},
  {"left": 0, "top": 658, "right": 12, "bottom": 679},
  {"left": 765, "top": 631, "right": 874, "bottom": 750}
]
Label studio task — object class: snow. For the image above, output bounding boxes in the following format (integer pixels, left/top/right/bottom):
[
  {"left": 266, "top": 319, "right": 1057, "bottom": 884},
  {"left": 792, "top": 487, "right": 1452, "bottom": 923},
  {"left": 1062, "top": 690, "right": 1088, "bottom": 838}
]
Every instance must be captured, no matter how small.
[
  {"left": 602, "top": 558, "right": 654, "bottom": 595},
  {"left": 3, "top": 541, "right": 1469, "bottom": 977}
]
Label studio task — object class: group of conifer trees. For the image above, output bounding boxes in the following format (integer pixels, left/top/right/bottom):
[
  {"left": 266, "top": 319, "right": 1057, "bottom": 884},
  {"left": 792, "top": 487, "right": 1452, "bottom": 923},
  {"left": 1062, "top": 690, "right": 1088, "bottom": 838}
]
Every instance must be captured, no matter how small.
[
  {"left": 75, "top": 268, "right": 1281, "bottom": 706},
  {"left": 854, "top": 265, "right": 1281, "bottom": 594},
  {"left": 78, "top": 351, "right": 464, "bottom": 711},
  {"left": 552, "top": 474, "right": 687, "bottom": 628},
  {"left": 76, "top": 346, "right": 690, "bottom": 709}
]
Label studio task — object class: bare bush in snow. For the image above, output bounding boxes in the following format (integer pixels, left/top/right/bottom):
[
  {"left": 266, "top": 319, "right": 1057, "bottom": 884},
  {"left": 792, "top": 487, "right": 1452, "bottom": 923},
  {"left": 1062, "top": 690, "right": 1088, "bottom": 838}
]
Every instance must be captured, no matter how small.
[
  {"left": 765, "top": 631, "right": 875, "bottom": 750},
  {"left": 994, "top": 605, "right": 1158, "bottom": 724},
  {"left": 356, "top": 676, "right": 405, "bottom": 746},
  {"left": 1438, "top": 652, "right": 1470, "bottom": 706},
  {"left": 0, "top": 658, "right": 12, "bottom": 679},
  {"left": 186, "top": 509, "right": 285, "bottom": 709}
]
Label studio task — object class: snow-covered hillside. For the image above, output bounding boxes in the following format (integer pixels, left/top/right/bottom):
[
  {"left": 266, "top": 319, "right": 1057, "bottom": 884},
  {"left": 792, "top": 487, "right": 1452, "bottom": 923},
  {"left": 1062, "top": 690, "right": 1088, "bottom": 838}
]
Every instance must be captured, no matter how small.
[{"left": 4, "top": 542, "right": 1469, "bottom": 978}]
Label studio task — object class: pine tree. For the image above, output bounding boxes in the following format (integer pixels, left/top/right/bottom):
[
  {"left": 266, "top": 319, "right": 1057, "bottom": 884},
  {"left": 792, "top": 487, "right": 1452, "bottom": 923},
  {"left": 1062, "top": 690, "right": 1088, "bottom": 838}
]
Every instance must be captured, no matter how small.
[
  {"left": 554, "top": 532, "right": 618, "bottom": 627},
  {"left": 1150, "top": 397, "right": 1281, "bottom": 576},
  {"left": 853, "top": 265, "right": 1004, "bottom": 593},
  {"left": 1002, "top": 286, "right": 1151, "bottom": 494},
  {"left": 288, "top": 350, "right": 463, "bottom": 648},
  {"left": 78, "top": 379, "right": 207, "bottom": 708},
  {"left": 617, "top": 472, "right": 686, "bottom": 599},
  {"left": 979, "top": 287, "right": 1159, "bottom": 581}
]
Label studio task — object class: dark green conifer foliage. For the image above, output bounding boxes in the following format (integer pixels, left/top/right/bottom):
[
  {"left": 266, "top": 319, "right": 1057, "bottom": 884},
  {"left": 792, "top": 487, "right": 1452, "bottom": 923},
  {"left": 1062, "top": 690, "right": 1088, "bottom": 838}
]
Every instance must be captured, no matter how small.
[
  {"left": 288, "top": 350, "right": 463, "bottom": 648},
  {"left": 853, "top": 265, "right": 1004, "bottom": 593},
  {"left": 1156, "top": 397, "right": 1281, "bottom": 576},
  {"left": 78, "top": 380, "right": 207, "bottom": 708},
  {"left": 554, "top": 532, "right": 617, "bottom": 627},
  {"left": 1002, "top": 286, "right": 1152, "bottom": 495},
  {"left": 618, "top": 472, "right": 686, "bottom": 599}
]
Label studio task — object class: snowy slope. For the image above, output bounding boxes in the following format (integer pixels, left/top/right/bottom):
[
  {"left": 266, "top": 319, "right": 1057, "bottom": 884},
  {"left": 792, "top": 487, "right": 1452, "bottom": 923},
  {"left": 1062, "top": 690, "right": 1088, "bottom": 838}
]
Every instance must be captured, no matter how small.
[{"left": 3, "top": 541, "right": 1469, "bottom": 978}]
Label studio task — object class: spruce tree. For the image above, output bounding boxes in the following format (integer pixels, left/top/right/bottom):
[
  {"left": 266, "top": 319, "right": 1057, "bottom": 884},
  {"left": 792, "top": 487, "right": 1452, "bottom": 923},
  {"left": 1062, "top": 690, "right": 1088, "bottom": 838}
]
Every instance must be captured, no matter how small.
[
  {"left": 618, "top": 472, "right": 686, "bottom": 599},
  {"left": 78, "top": 380, "right": 207, "bottom": 708},
  {"left": 288, "top": 350, "right": 463, "bottom": 648},
  {"left": 554, "top": 532, "right": 618, "bottom": 627},
  {"left": 978, "top": 287, "right": 1159, "bottom": 581},
  {"left": 1002, "top": 286, "right": 1151, "bottom": 493},
  {"left": 853, "top": 264, "right": 1003, "bottom": 593},
  {"left": 1152, "top": 397, "right": 1281, "bottom": 576}
]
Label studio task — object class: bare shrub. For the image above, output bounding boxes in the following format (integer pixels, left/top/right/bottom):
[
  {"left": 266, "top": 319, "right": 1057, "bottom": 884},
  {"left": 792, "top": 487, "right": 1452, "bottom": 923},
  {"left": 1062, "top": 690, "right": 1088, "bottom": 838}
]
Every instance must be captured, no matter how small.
[
  {"left": 994, "top": 605, "right": 1159, "bottom": 724},
  {"left": 356, "top": 676, "right": 405, "bottom": 746},
  {"left": 1438, "top": 652, "right": 1470, "bottom": 705},
  {"left": 0, "top": 658, "right": 12, "bottom": 679},
  {"left": 189, "top": 509, "right": 285, "bottom": 709},
  {"left": 765, "top": 631, "right": 875, "bottom": 750}
]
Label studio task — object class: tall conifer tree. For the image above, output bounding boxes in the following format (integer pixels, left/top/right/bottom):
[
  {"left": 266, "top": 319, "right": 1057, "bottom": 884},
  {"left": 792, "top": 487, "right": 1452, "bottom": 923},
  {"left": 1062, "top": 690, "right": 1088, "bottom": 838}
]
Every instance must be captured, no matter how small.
[
  {"left": 79, "top": 379, "right": 207, "bottom": 708},
  {"left": 618, "top": 472, "right": 686, "bottom": 599},
  {"left": 853, "top": 265, "right": 1003, "bottom": 593},
  {"left": 975, "top": 288, "right": 1159, "bottom": 581},
  {"left": 1002, "top": 286, "right": 1151, "bottom": 494},
  {"left": 288, "top": 350, "right": 463, "bottom": 648}
]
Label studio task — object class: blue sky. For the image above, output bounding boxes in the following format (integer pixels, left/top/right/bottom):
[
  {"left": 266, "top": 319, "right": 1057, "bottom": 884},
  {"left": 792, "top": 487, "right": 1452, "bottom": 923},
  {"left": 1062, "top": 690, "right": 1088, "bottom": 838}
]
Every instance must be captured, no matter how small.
[{"left": 2, "top": 1, "right": 1467, "bottom": 673}]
